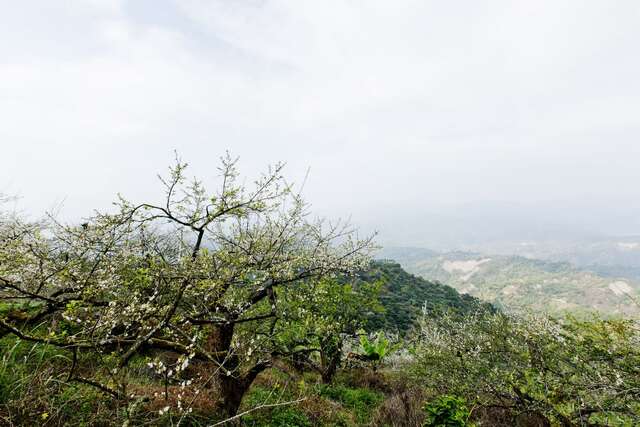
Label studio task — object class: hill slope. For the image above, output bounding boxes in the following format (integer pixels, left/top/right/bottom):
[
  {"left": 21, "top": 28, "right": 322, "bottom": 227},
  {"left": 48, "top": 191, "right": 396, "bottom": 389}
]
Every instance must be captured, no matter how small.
[
  {"left": 362, "top": 261, "right": 492, "bottom": 332},
  {"left": 381, "top": 247, "right": 640, "bottom": 316}
]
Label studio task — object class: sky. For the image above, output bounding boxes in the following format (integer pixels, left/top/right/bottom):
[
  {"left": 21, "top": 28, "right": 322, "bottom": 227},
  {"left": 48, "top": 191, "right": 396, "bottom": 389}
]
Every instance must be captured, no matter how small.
[{"left": 1, "top": 1, "right": 640, "bottom": 247}]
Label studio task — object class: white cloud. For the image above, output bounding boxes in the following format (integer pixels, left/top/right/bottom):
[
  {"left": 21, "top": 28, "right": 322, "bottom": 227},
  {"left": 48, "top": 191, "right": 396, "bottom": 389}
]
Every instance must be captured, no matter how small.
[{"left": 1, "top": 1, "right": 639, "bottom": 239}]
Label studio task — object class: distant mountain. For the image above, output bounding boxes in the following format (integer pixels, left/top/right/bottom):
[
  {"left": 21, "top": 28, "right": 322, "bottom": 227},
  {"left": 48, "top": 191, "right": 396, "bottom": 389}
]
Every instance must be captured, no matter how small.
[
  {"left": 361, "top": 261, "right": 493, "bottom": 333},
  {"left": 463, "top": 238, "right": 640, "bottom": 280},
  {"left": 380, "top": 247, "right": 640, "bottom": 316}
]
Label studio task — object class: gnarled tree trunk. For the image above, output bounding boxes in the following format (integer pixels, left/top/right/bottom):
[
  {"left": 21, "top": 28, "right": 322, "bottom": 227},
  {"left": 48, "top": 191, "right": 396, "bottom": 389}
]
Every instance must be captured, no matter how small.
[
  {"left": 320, "top": 336, "right": 342, "bottom": 384},
  {"left": 204, "top": 323, "right": 271, "bottom": 416}
]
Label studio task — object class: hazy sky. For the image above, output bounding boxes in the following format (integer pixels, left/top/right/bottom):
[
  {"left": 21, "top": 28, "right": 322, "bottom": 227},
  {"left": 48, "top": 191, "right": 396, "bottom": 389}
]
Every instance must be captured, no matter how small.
[{"left": 2, "top": 1, "right": 640, "bottom": 244}]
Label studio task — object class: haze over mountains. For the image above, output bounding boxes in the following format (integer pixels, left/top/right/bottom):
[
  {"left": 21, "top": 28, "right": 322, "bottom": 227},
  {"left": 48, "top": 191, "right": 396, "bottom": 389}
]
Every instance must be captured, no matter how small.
[
  {"left": 367, "top": 200, "right": 640, "bottom": 314},
  {"left": 380, "top": 244, "right": 640, "bottom": 316},
  {"left": 366, "top": 200, "right": 640, "bottom": 251}
]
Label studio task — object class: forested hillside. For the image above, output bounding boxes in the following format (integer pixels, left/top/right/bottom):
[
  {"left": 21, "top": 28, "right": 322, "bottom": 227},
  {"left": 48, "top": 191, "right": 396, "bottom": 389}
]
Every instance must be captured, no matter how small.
[{"left": 362, "top": 261, "right": 492, "bottom": 332}]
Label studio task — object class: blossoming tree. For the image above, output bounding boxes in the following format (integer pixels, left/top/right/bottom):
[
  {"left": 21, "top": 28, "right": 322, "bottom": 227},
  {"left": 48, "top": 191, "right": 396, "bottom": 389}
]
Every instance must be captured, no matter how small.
[{"left": 0, "top": 155, "right": 374, "bottom": 418}]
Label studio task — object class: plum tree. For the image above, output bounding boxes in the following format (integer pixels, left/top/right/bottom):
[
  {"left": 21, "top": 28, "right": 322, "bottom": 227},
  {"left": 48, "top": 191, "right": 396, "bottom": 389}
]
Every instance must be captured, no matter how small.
[{"left": 0, "top": 154, "right": 374, "bottom": 418}]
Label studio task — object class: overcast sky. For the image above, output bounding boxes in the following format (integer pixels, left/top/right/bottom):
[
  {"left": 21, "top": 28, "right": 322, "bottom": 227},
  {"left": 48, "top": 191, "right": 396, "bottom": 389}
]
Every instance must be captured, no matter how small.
[{"left": 1, "top": 1, "right": 640, "bottom": 245}]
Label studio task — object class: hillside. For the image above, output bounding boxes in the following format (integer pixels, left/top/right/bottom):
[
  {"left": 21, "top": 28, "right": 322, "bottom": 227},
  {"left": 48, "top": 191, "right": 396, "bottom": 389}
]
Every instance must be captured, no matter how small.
[
  {"left": 362, "top": 261, "right": 493, "bottom": 332},
  {"left": 380, "top": 247, "right": 640, "bottom": 315},
  {"left": 464, "top": 237, "right": 640, "bottom": 280}
]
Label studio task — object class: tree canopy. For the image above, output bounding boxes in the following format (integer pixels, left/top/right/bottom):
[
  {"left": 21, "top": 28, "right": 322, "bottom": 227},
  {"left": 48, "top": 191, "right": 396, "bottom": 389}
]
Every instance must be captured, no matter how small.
[{"left": 0, "top": 155, "right": 374, "bottom": 417}]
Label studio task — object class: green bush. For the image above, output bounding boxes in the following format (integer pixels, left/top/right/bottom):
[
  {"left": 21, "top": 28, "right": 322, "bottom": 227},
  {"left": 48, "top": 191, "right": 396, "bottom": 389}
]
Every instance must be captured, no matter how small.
[
  {"left": 413, "top": 312, "right": 640, "bottom": 426},
  {"left": 422, "top": 395, "right": 472, "bottom": 427}
]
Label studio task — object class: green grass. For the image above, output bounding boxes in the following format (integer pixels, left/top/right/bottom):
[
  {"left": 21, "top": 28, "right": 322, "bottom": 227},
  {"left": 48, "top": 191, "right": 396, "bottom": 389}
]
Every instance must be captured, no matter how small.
[
  {"left": 315, "top": 384, "right": 384, "bottom": 424},
  {"left": 0, "top": 335, "right": 129, "bottom": 425},
  {"left": 239, "top": 371, "right": 385, "bottom": 426},
  {"left": 241, "top": 385, "right": 311, "bottom": 427}
]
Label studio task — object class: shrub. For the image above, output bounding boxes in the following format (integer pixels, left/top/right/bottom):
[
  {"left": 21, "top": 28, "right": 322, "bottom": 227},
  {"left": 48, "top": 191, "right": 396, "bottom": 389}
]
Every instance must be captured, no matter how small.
[
  {"left": 413, "top": 312, "right": 640, "bottom": 426},
  {"left": 422, "top": 395, "right": 472, "bottom": 427}
]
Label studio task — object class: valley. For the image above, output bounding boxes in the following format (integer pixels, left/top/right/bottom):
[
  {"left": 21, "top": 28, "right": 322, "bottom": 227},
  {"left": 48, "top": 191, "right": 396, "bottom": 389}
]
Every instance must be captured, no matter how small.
[{"left": 380, "top": 246, "right": 640, "bottom": 315}]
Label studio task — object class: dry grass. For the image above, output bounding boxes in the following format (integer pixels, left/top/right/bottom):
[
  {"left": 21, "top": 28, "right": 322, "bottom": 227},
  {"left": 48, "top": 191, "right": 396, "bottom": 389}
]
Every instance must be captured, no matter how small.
[
  {"left": 337, "top": 367, "right": 394, "bottom": 393},
  {"left": 370, "top": 385, "right": 425, "bottom": 427}
]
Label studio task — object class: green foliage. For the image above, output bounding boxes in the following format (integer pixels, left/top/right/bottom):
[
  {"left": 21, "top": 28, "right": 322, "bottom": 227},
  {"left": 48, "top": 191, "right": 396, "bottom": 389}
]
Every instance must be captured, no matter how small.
[
  {"left": 412, "top": 311, "right": 640, "bottom": 426},
  {"left": 242, "top": 385, "right": 311, "bottom": 427},
  {"left": 0, "top": 336, "right": 113, "bottom": 426},
  {"left": 422, "top": 395, "right": 472, "bottom": 427},
  {"left": 357, "top": 330, "right": 399, "bottom": 363},
  {"left": 272, "top": 276, "right": 382, "bottom": 383},
  {"left": 243, "top": 406, "right": 311, "bottom": 427},
  {"left": 316, "top": 384, "right": 384, "bottom": 424},
  {"left": 240, "top": 374, "right": 387, "bottom": 426},
  {"left": 361, "top": 262, "right": 492, "bottom": 333},
  {"left": 0, "top": 155, "right": 374, "bottom": 420},
  {"left": 275, "top": 277, "right": 382, "bottom": 352},
  {"left": 265, "top": 408, "right": 311, "bottom": 427}
]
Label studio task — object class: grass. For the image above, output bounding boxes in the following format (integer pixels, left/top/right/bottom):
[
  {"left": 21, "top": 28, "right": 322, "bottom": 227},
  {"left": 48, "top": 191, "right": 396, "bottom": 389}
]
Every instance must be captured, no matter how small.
[
  {"left": 315, "top": 384, "right": 384, "bottom": 424},
  {"left": 0, "top": 335, "right": 114, "bottom": 425},
  {"left": 238, "top": 367, "right": 386, "bottom": 426},
  {"left": 241, "top": 385, "right": 312, "bottom": 427},
  {"left": 0, "top": 337, "right": 390, "bottom": 426}
]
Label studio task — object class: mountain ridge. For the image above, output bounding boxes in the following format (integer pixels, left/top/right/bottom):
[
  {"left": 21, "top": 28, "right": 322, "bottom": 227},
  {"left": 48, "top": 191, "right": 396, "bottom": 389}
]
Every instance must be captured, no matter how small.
[{"left": 379, "top": 247, "right": 640, "bottom": 315}]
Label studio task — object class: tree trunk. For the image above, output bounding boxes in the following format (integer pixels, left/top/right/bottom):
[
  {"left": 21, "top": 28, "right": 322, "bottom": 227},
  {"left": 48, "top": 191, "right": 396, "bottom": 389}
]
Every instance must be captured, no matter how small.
[
  {"left": 217, "top": 359, "right": 272, "bottom": 416},
  {"left": 291, "top": 352, "right": 310, "bottom": 373},
  {"left": 217, "top": 374, "right": 251, "bottom": 417},
  {"left": 204, "top": 323, "right": 271, "bottom": 417},
  {"left": 320, "top": 336, "right": 342, "bottom": 384},
  {"left": 205, "top": 324, "right": 242, "bottom": 416}
]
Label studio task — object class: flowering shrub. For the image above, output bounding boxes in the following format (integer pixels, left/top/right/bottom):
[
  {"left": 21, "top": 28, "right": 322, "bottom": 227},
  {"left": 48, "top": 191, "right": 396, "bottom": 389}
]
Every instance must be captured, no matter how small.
[
  {"left": 0, "top": 155, "right": 374, "bottom": 419},
  {"left": 413, "top": 311, "right": 640, "bottom": 426}
]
